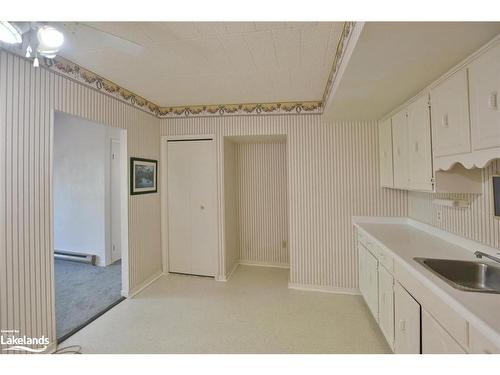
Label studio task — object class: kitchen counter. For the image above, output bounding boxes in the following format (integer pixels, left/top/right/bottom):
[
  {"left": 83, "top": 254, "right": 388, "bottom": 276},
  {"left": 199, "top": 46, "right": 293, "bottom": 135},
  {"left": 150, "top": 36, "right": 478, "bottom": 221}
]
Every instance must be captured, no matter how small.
[{"left": 353, "top": 216, "right": 500, "bottom": 350}]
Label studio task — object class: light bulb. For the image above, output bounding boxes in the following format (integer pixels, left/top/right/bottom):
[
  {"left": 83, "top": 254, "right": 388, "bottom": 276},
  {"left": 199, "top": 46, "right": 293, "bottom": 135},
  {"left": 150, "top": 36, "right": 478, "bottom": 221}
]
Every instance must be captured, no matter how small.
[
  {"left": 33, "top": 57, "right": 39, "bottom": 68},
  {"left": 25, "top": 45, "right": 32, "bottom": 58},
  {"left": 37, "top": 26, "right": 64, "bottom": 54}
]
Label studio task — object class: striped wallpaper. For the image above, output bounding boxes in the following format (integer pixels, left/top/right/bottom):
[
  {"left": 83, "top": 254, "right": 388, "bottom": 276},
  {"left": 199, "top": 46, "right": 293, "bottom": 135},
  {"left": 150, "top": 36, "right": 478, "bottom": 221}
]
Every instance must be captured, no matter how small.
[
  {"left": 237, "top": 142, "right": 289, "bottom": 267},
  {"left": 161, "top": 116, "right": 408, "bottom": 291},
  {"left": 0, "top": 49, "right": 162, "bottom": 352},
  {"left": 409, "top": 160, "right": 500, "bottom": 249}
]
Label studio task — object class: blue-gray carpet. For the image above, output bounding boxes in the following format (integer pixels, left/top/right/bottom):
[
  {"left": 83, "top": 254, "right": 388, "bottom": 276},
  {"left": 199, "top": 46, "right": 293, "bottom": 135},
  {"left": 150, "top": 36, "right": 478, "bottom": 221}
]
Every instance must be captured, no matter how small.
[{"left": 55, "top": 259, "right": 122, "bottom": 340}]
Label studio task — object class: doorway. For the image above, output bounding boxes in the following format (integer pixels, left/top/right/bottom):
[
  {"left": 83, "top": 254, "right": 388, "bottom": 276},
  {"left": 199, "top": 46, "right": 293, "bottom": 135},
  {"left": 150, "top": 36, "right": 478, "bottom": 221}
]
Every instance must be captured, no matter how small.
[
  {"left": 223, "top": 135, "right": 290, "bottom": 278},
  {"left": 52, "top": 111, "right": 128, "bottom": 342}
]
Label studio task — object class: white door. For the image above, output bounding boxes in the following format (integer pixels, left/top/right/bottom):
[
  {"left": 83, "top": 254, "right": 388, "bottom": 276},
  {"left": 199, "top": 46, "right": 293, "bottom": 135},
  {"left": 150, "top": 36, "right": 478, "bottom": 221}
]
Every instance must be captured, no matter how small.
[
  {"left": 394, "top": 282, "right": 421, "bottom": 354},
  {"left": 407, "top": 94, "right": 433, "bottom": 191},
  {"left": 421, "top": 309, "right": 465, "bottom": 354},
  {"left": 378, "top": 265, "right": 395, "bottom": 349},
  {"left": 378, "top": 118, "right": 394, "bottom": 187},
  {"left": 392, "top": 109, "right": 409, "bottom": 189},
  {"left": 110, "top": 139, "right": 121, "bottom": 263},
  {"left": 469, "top": 42, "right": 500, "bottom": 151},
  {"left": 360, "top": 245, "right": 379, "bottom": 322},
  {"left": 167, "top": 139, "right": 217, "bottom": 277},
  {"left": 430, "top": 69, "right": 471, "bottom": 157}
]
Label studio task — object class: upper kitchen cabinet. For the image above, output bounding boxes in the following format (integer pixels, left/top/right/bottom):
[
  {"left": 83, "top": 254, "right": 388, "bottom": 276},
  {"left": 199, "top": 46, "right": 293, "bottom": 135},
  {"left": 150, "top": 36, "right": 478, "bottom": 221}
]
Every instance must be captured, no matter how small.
[
  {"left": 391, "top": 109, "right": 410, "bottom": 189},
  {"left": 378, "top": 118, "right": 394, "bottom": 188},
  {"left": 469, "top": 41, "right": 500, "bottom": 151},
  {"left": 430, "top": 69, "right": 471, "bottom": 158},
  {"left": 407, "top": 94, "right": 433, "bottom": 191}
]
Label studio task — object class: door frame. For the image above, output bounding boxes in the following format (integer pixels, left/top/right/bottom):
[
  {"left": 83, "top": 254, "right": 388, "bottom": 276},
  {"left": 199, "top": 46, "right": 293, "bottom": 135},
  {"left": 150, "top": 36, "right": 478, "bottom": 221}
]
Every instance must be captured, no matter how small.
[
  {"left": 50, "top": 110, "right": 130, "bottom": 299},
  {"left": 160, "top": 134, "right": 219, "bottom": 278}
]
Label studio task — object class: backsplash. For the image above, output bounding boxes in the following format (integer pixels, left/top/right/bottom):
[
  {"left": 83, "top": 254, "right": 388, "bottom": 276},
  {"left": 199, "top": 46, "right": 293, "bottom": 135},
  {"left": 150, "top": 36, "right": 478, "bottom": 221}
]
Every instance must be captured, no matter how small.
[{"left": 408, "top": 160, "right": 500, "bottom": 249}]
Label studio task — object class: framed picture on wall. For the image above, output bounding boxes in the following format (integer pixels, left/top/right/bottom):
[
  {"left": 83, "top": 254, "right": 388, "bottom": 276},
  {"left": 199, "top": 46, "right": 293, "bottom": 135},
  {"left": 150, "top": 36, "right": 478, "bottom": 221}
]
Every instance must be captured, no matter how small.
[
  {"left": 130, "top": 157, "right": 158, "bottom": 195},
  {"left": 493, "top": 175, "right": 500, "bottom": 218}
]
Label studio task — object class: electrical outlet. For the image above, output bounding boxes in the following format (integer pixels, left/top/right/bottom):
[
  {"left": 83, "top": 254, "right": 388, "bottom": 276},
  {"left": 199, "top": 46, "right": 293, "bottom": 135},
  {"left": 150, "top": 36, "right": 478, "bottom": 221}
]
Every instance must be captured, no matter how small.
[{"left": 436, "top": 210, "right": 442, "bottom": 223}]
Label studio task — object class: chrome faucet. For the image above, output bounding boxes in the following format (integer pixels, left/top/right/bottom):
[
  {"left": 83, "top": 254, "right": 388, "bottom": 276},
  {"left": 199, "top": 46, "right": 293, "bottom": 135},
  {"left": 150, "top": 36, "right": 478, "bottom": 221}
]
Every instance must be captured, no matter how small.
[{"left": 474, "top": 251, "right": 500, "bottom": 264}]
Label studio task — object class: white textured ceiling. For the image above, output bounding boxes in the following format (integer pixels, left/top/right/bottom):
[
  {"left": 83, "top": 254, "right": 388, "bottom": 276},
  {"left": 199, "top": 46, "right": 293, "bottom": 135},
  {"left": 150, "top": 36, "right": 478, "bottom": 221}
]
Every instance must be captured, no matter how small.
[
  {"left": 324, "top": 22, "right": 500, "bottom": 120},
  {"left": 55, "top": 22, "right": 344, "bottom": 106}
]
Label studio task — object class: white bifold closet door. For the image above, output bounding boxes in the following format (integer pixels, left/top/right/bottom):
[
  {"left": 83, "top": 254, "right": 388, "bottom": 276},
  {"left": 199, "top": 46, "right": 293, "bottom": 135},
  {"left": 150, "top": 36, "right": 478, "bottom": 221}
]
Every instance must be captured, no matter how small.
[{"left": 167, "top": 139, "right": 217, "bottom": 277}]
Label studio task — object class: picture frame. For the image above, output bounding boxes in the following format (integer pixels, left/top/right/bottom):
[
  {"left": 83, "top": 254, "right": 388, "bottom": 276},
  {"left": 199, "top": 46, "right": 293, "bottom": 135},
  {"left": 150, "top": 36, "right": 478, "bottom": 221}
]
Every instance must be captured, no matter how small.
[
  {"left": 130, "top": 157, "right": 158, "bottom": 195},
  {"left": 493, "top": 175, "right": 500, "bottom": 218}
]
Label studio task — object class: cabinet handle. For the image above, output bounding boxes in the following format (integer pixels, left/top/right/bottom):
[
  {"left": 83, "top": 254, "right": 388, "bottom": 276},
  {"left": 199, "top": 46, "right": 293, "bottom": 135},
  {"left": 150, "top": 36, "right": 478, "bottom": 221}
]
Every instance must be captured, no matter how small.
[
  {"left": 399, "top": 320, "right": 406, "bottom": 333},
  {"left": 442, "top": 114, "right": 449, "bottom": 128},
  {"left": 414, "top": 141, "right": 419, "bottom": 152},
  {"left": 396, "top": 147, "right": 401, "bottom": 156},
  {"left": 489, "top": 92, "right": 498, "bottom": 110}
]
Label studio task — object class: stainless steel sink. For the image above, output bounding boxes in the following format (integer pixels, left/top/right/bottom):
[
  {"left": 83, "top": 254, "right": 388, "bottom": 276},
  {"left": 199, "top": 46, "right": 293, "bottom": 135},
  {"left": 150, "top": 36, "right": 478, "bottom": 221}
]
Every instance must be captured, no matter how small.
[{"left": 414, "top": 258, "right": 500, "bottom": 294}]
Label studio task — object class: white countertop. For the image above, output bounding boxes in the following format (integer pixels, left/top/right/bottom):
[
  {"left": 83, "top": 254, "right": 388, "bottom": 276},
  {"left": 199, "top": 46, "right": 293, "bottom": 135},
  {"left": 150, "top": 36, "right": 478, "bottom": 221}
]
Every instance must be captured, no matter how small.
[{"left": 353, "top": 217, "right": 500, "bottom": 348}]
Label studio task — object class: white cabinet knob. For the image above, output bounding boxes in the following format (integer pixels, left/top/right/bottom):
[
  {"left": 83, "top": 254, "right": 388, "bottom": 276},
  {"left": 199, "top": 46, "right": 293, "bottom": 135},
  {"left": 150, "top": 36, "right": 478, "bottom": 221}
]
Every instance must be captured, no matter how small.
[
  {"left": 399, "top": 320, "right": 406, "bottom": 333},
  {"left": 442, "top": 114, "right": 449, "bottom": 128},
  {"left": 488, "top": 92, "right": 498, "bottom": 110}
]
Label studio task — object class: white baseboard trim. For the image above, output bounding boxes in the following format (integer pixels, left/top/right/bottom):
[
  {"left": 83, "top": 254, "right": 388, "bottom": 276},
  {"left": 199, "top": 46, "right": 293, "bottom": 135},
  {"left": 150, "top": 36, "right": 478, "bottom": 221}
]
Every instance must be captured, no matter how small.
[
  {"left": 127, "top": 271, "right": 164, "bottom": 298},
  {"left": 223, "top": 262, "right": 239, "bottom": 282},
  {"left": 288, "top": 282, "right": 360, "bottom": 295},
  {"left": 239, "top": 261, "right": 290, "bottom": 269}
]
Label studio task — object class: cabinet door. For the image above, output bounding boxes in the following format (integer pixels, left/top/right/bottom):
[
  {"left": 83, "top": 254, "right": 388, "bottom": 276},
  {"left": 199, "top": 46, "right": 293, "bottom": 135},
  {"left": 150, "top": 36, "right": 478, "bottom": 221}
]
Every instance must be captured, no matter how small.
[
  {"left": 359, "top": 244, "right": 379, "bottom": 321},
  {"left": 430, "top": 69, "right": 471, "bottom": 157},
  {"left": 378, "top": 118, "right": 394, "bottom": 187},
  {"left": 407, "top": 94, "right": 434, "bottom": 191},
  {"left": 365, "top": 248, "right": 379, "bottom": 322},
  {"left": 469, "top": 325, "right": 500, "bottom": 354},
  {"left": 469, "top": 42, "right": 500, "bottom": 151},
  {"left": 358, "top": 242, "right": 366, "bottom": 297},
  {"left": 392, "top": 109, "right": 409, "bottom": 189},
  {"left": 421, "top": 309, "right": 465, "bottom": 354},
  {"left": 394, "top": 282, "right": 421, "bottom": 354},
  {"left": 378, "top": 265, "right": 395, "bottom": 349}
]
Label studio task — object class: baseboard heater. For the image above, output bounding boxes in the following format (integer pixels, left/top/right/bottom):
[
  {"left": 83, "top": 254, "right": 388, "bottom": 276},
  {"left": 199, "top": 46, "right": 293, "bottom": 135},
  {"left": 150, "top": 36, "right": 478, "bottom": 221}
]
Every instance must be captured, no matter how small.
[{"left": 54, "top": 250, "right": 96, "bottom": 265}]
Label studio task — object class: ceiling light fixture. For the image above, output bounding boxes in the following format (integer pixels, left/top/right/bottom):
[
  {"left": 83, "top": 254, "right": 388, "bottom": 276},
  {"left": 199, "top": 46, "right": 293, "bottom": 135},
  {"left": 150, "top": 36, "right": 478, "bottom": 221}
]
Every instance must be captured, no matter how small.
[
  {"left": 0, "top": 21, "right": 22, "bottom": 44},
  {"left": 37, "top": 25, "right": 64, "bottom": 58}
]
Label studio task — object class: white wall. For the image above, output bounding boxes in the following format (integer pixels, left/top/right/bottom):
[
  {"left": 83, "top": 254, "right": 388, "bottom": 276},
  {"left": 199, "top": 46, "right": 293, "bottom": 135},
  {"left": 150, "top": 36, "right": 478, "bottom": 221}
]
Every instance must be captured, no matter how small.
[
  {"left": 54, "top": 112, "right": 121, "bottom": 266},
  {"left": 0, "top": 49, "right": 161, "bottom": 351},
  {"left": 409, "top": 159, "right": 500, "bottom": 249},
  {"left": 237, "top": 142, "right": 289, "bottom": 267},
  {"left": 162, "top": 116, "right": 408, "bottom": 292}
]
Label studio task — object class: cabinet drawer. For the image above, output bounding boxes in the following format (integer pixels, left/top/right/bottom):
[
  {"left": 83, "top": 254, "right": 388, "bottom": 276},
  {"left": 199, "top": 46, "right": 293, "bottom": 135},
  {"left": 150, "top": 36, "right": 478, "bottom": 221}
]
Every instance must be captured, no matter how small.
[
  {"left": 469, "top": 325, "right": 500, "bottom": 354},
  {"left": 422, "top": 309, "right": 465, "bottom": 354}
]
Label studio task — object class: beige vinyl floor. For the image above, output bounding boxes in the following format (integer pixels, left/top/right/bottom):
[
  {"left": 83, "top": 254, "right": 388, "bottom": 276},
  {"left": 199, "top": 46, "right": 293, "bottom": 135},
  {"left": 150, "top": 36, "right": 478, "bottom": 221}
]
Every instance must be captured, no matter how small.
[{"left": 60, "top": 265, "right": 391, "bottom": 353}]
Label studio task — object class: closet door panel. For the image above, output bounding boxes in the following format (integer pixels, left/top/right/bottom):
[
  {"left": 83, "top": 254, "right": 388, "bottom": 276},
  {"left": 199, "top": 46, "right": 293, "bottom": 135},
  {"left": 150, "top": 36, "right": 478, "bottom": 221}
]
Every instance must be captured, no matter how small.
[
  {"left": 188, "top": 140, "right": 218, "bottom": 277},
  {"left": 167, "top": 142, "right": 194, "bottom": 274}
]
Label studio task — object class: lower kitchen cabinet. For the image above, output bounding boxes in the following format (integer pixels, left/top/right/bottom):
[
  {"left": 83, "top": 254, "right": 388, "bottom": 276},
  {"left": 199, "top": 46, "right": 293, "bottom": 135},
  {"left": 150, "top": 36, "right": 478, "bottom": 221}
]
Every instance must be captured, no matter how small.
[
  {"left": 359, "top": 243, "right": 379, "bottom": 321},
  {"left": 469, "top": 325, "right": 500, "bottom": 354},
  {"left": 378, "top": 265, "right": 395, "bottom": 349},
  {"left": 394, "top": 282, "right": 421, "bottom": 354},
  {"left": 421, "top": 309, "right": 465, "bottom": 354}
]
